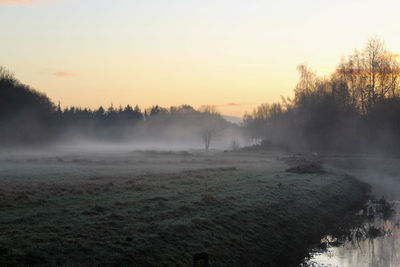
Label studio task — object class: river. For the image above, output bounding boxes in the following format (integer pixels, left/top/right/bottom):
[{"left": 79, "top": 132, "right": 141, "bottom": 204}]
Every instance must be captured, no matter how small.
[{"left": 304, "top": 157, "right": 400, "bottom": 267}]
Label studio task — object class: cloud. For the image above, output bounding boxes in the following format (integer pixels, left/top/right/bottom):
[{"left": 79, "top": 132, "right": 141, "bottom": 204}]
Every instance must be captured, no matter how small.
[
  {"left": 226, "top": 103, "right": 241, "bottom": 107},
  {"left": 215, "top": 102, "right": 256, "bottom": 108},
  {"left": 0, "top": 0, "right": 33, "bottom": 6},
  {"left": 53, "top": 71, "right": 77, "bottom": 78},
  {"left": 0, "top": 0, "right": 66, "bottom": 6}
]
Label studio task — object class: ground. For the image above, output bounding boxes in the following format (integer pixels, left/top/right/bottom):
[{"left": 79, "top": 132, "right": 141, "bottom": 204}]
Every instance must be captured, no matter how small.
[{"left": 0, "top": 149, "right": 369, "bottom": 266}]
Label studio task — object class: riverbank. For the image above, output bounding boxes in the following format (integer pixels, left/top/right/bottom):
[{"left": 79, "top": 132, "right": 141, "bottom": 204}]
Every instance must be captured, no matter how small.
[{"left": 0, "top": 151, "right": 370, "bottom": 266}]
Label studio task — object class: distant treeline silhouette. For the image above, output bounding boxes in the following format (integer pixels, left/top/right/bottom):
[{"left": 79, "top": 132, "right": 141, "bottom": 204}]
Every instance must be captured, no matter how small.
[
  {"left": 244, "top": 37, "right": 400, "bottom": 154},
  {"left": 0, "top": 68, "right": 232, "bottom": 149},
  {"left": 55, "top": 103, "right": 230, "bottom": 149},
  {"left": 2, "top": 37, "right": 400, "bottom": 153}
]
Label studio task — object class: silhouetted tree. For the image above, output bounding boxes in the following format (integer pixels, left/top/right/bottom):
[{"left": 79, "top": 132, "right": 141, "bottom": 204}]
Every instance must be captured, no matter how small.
[
  {"left": 244, "top": 37, "right": 400, "bottom": 153},
  {"left": 198, "top": 105, "right": 223, "bottom": 152},
  {"left": 0, "top": 66, "right": 56, "bottom": 145}
]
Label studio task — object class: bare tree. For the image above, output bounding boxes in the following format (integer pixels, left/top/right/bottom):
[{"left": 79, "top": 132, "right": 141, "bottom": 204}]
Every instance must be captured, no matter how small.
[
  {"left": 198, "top": 105, "right": 221, "bottom": 152},
  {"left": 333, "top": 37, "right": 400, "bottom": 114},
  {"left": 203, "top": 131, "right": 212, "bottom": 152},
  {"left": 294, "top": 64, "right": 318, "bottom": 100}
]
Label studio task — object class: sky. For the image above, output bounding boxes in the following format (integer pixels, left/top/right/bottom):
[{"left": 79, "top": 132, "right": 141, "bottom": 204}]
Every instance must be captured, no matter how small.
[{"left": 1, "top": 0, "right": 400, "bottom": 117}]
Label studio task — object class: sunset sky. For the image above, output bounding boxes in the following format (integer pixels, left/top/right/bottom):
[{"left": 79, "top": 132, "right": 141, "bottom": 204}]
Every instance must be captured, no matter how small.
[{"left": 1, "top": 0, "right": 400, "bottom": 117}]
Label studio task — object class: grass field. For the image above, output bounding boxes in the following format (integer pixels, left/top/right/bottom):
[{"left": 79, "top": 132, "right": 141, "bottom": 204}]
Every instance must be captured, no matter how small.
[{"left": 0, "top": 149, "right": 370, "bottom": 266}]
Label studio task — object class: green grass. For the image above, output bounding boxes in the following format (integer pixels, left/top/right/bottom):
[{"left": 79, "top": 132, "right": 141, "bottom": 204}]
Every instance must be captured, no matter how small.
[{"left": 0, "top": 151, "right": 370, "bottom": 266}]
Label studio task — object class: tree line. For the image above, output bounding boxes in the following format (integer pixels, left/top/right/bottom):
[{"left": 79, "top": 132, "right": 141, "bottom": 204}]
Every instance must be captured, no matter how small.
[
  {"left": 0, "top": 67, "right": 232, "bottom": 149},
  {"left": 3, "top": 37, "right": 400, "bottom": 153},
  {"left": 244, "top": 37, "right": 400, "bottom": 154}
]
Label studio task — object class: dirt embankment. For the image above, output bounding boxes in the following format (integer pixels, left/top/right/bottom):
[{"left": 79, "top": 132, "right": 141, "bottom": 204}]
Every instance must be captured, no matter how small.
[{"left": 0, "top": 152, "right": 370, "bottom": 266}]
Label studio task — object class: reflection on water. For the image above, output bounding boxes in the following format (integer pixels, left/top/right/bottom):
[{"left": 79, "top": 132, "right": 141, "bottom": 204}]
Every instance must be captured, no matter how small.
[{"left": 305, "top": 201, "right": 400, "bottom": 267}]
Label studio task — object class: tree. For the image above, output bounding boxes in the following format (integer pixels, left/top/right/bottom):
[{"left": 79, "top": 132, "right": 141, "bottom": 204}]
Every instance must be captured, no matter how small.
[
  {"left": 0, "top": 66, "right": 56, "bottom": 145},
  {"left": 198, "top": 105, "right": 221, "bottom": 152},
  {"left": 334, "top": 37, "right": 400, "bottom": 114},
  {"left": 294, "top": 64, "right": 318, "bottom": 101}
]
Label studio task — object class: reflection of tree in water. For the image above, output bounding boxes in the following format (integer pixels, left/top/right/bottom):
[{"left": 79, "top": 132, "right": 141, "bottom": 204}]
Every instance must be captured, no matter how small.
[
  {"left": 306, "top": 200, "right": 400, "bottom": 267},
  {"left": 350, "top": 201, "right": 400, "bottom": 267}
]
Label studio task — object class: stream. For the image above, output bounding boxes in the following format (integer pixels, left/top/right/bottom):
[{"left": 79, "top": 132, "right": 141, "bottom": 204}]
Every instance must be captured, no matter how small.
[
  {"left": 303, "top": 159, "right": 400, "bottom": 267},
  {"left": 305, "top": 200, "right": 400, "bottom": 267}
]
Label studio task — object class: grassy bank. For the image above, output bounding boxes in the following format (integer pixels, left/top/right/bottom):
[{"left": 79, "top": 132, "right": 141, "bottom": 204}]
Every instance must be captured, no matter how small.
[{"left": 0, "top": 151, "right": 369, "bottom": 266}]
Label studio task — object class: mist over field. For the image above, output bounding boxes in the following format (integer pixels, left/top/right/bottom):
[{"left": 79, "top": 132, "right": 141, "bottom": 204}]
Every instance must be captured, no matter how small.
[
  {"left": 0, "top": 70, "right": 245, "bottom": 151},
  {"left": 2, "top": 38, "right": 400, "bottom": 157}
]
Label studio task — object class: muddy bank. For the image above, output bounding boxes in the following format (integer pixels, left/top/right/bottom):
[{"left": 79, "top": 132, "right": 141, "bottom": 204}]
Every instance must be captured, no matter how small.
[{"left": 0, "top": 151, "right": 370, "bottom": 266}]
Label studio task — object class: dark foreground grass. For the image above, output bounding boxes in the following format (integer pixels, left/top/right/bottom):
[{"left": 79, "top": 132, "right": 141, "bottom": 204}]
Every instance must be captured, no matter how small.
[{"left": 0, "top": 151, "right": 370, "bottom": 266}]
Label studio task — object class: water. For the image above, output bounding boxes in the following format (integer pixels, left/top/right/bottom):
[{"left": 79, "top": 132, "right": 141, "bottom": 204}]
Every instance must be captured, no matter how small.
[{"left": 304, "top": 201, "right": 400, "bottom": 267}]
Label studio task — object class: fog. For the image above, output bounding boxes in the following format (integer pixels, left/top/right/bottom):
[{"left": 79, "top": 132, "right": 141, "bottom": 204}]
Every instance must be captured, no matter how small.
[
  {"left": 2, "top": 38, "right": 400, "bottom": 266},
  {"left": 325, "top": 156, "right": 400, "bottom": 200}
]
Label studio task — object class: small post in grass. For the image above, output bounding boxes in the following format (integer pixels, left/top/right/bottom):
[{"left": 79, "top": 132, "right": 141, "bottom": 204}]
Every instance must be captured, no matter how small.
[{"left": 193, "top": 252, "right": 209, "bottom": 267}]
